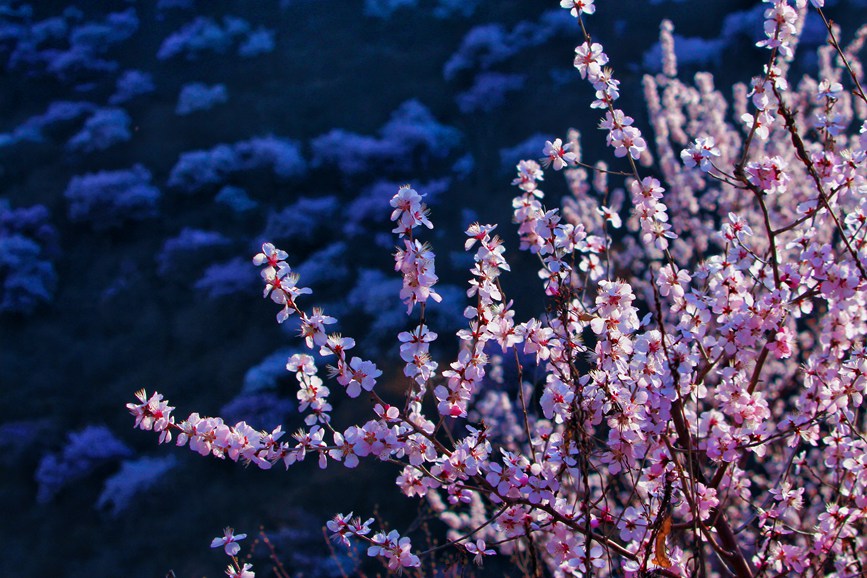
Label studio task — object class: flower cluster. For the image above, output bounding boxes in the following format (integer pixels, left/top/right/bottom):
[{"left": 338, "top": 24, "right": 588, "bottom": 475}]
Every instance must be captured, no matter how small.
[{"left": 131, "top": 1, "right": 867, "bottom": 576}]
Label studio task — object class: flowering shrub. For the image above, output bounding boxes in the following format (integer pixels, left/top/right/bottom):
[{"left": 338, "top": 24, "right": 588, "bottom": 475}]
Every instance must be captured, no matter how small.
[
  {"left": 65, "top": 107, "right": 132, "bottom": 154},
  {"left": 175, "top": 82, "right": 229, "bottom": 116},
  {"left": 64, "top": 165, "right": 160, "bottom": 229},
  {"left": 130, "top": 1, "right": 867, "bottom": 576},
  {"left": 36, "top": 425, "right": 131, "bottom": 504}
]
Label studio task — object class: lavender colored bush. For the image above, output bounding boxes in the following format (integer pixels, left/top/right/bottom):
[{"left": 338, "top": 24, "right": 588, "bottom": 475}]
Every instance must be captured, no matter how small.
[
  {"left": 0, "top": 201, "right": 59, "bottom": 314},
  {"left": 455, "top": 72, "right": 526, "bottom": 114},
  {"left": 193, "top": 257, "right": 258, "bottom": 299},
  {"left": 261, "top": 195, "right": 340, "bottom": 243},
  {"left": 65, "top": 107, "right": 132, "bottom": 154},
  {"left": 157, "top": 16, "right": 251, "bottom": 61},
  {"left": 97, "top": 455, "right": 177, "bottom": 517},
  {"left": 64, "top": 165, "right": 160, "bottom": 229},
  {"left": 311, "top": 100, "right": 460, "bottom": 177},
  {"left": 109, "top": 70, "right": 155, "bottom": 105},
  {"left": 364, "top": 0, "right": 481, "bottom": 19},
  {"left": 175, "top": 82, "right": 228, "bottom": 116},
  {"left": 295, "top": 242, "right": 350, "bottom": 286},
  {"left": 0, "top": 101, "right": 96, "bottom": 148},
  {"left": 220, "top": 392, "right": 295, "bottom": 430},
  {"left": 238, "top": 28, "right": 275, "bottom": 57},
  {"left": 346, "top": 268, "right": 405, "bottom": 337},
  {"left": 168, "top": 137, "right": 305, "bottom": 194},
  {"left": 68, "top": 9, "right": 139, "bottom": 53},
  {"left": 36, "top": 425, "right": 131, "bottom": 504},
  {"left": 156, "top": 228, "right": 231, "bottom": 277},
  {"left": 0, "top": 202, "right": 59, "bottom": 257},
  {"left": 443, "top": 10, "right": 572, "bottom": 80},
  {"left": 0, "top": 235, "right": 57, "bottom": 314},
  {"left": 167, "top": 145, "right": 238, "bottom": 194},
  {"left": 214, "top": 185, "right": 258, "bottom": 213},
  {"left": 242, "top": 348, "right": 298, "bottom": 394},
  {"left": 232, "top": 136, "right": 306, "bottom": 179},
  {"left": 498, "top": 132, "right": 549, "bottom": 171}
]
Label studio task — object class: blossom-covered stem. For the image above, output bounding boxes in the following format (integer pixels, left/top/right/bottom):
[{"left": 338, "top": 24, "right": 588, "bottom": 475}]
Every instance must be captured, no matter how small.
[
  {"left": 816, "top": 7, "right": 867, "bottom": 104},
  {"left": 738, "top": 176, "right": 782, "bottom": 288},
  {"left": 494, "top": 277, "right": 536, "bottom": 462},
  {"left": 773, "top": 85, "right": 867, "bottom": 281},
  {"left": 649, "top": 267, "right": 755, "bottom": 577},
  {"left": 416, "top": 505, "right": 510, "bottom": 556}
]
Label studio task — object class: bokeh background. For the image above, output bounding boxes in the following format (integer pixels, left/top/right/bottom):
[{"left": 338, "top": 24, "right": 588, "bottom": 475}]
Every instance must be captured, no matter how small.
[{"left": 1, "top": 0, "right": 865, "bottom": 576}]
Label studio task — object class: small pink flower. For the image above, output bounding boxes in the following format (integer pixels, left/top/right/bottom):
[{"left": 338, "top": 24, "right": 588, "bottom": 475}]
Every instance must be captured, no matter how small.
[{"left": 210, "top": 527, "right": 247, "bottom": 557}]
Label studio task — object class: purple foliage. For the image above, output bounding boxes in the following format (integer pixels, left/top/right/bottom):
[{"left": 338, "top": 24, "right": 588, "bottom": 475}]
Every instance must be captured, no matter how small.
[
  {"left": 175, "top": 82, "right": 228, "bottom": 115},
  {"left": 233, "top": 136, "right": 306, "bottom": 179},
  {"left": 443, "top": 10, "right": 572, "bottom": 80},
  {"left": 0, "top": 201, "right": 59, "bottom": 314},
  {"left": 346, "top": 268, "right": 406, "bottom": 337},
  {"left": 156, "top": 228, "right": 231, "bottom": 277},
  {"left": 451, "top": 152, "right": 475, "bottom": 179},
  {"left": 379, "top": 100, "right": 461, "bottom": 156},
  {"left": 261, "top": 195, "right": 340, "bottom": 242},
  {"left": 35, "top": 425, "right": 132, "bottom": 504},
  {"left": 168, "top": 138, "right": 306, "bottom": 194},
  {"left": 193, "top": 256, "right": 258, "bottom": 299},
  {"left": 498, "top": 132, "right": 549, "bottom": 171},
  {"left": 443, "top": 24, "right": 514, "bottom": 81},
  {"left": 433, "top": 0, "right": 481, "bottom": 18},
  {"left": 364, "top": 0, "right": 480, "bottom": 19},
  {"left": 220, "top": 392, "right": 295, "bottom": 429},
  {"left": 66, "top": 107, "right": 132, "bottom": 153},
  {"left": 157, "top": 16, "right": 251, "bottom": 61},
  {"left": 311, "top": 100, "right": 460, "bottom": 177},
  {"left": 45, "top": 45, "right": 118, "bottom": 82},
  {"left": 3, "top": 8, "right": 136, "bottom": 82},
  {"left": 97, "top": 455, "right": 177, "bottom": 517},
  {"left": 69, "top": 8, "right": 139, "bottom": 52},
  {"left": 311, "top": 130, "right": 400, "bottom": 176},
  {"left": 296, "top": 241, "right": 350, "bottom": 286},
  {"left": 64, "top": 165, "right": 160, "bottom": 229},
  {"left": 109, "top": 70, "right": 155, "bottom": 105},
  {"left": 364, "top": 0, "right": 416, "bottom": 18},
  {"left": 238, "top": 27, "right": 275, "bottom": 57},
  {"left": 0, "top": 235, "right": 57, "bottom": 314},
  {"left": 642, "top": 35, "right": 726, "bottom": 72},
  {"left": 242, "top": 348, "right": 297, "bottom": 393},
  {"left": 0, "top": 419, "right": 51, "bottom": 466},
  {"left": 156, "top": 0, "right": 196, "bottom": 12},
  {"left": 455, "top": 72, "right": 525, "bottom": 114},
  {"left": 214, "top": 185, "right": 258, "bottom": 213},
  {"left": 425, "top": 283, "right": 469, "bottom": 334},
  {"left": 0, "top": 100, "right": 96, "bottom": 147},
  {"left": 168, "top": 144, "right": 237, "bottom": 193},
  {"left": 0, "top": 202, "right": 59, "bottom": 257}
]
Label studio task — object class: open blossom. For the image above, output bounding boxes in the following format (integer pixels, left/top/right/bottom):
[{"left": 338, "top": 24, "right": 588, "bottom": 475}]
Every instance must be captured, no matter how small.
[
  {"left": 512, "top": 159, "right": 544, "bottom": 194},
  {"left": 573, "top": 41, "right": 608, "bottom": 80},
  {"left": 560, "top": 0, "right": 595, "bottom": 17},
  {"left": 464, "top": 538, "right": 495, "bottom": 565},
  {"left": 390, "top": 184, "right": 432, "bottom": 237},
  {"left": 681, "top": 136, "right": 720, "bottom": 171},
  {"left": 367, "top": 530, "right": 420, "bottom": 571},
  {"left": 541, "top": 138, "right": 577, "bottom": 170},
  {"left": 337, "top": 356, "right": 381, "bottom": 398},
  {"left": 225, "top": 563, "right": 255, "bottom": 578},
  {"left": 745, "top": 156, "right": 789, "bottom": 194},
  {"left": 210, "top": 527, "right": 247, "bottom": 557}
]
